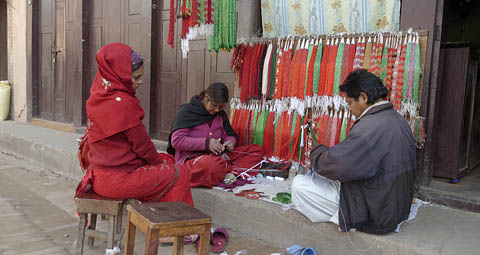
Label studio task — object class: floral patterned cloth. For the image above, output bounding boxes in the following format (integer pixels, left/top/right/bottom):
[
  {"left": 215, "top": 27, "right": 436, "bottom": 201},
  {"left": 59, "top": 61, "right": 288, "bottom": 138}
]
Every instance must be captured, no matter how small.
[{"left": 261, "top": 0, "right": 401, "bottom": 37}]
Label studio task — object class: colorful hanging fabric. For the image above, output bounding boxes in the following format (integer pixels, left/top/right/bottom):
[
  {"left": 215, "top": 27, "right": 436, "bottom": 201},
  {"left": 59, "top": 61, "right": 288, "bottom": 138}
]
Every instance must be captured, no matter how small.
[
  {"left": 273, "top": 45, "right": 285, "bottom": 99},
  {"left": 263, "top": 110, "right": 276, "bottom": 157},
  {"left": 209, "top": 0, "right": 236, "bottom": 53},
  {"left": 413, "top": 35, "right": 421, "bottom": 104},
  {"left": 288, "top": 46, "right": 302, "bottom": 98},
  {"left": 325, "top": 39, "right": 338, "bottom": 97},
  {"left": 402, "top": 38, "right": 412, "bottom": 102},
  {"left": 312, "top": 41, "right": 323, "bottom": 95},
  {"left": 363, "top": 37, "right": 372, "bottom": 70},
  {"left": 385, "top": 40, "right": 396, "bottom": 100},
  {"left": 281, "top": 48, "right": 294, "bottom": 98},
  {"left": 339, "top": 111, "right": 348, "bottom": 142},
  {"left": 353, "top": 37, "right": 365, "bottom": 70},
  {"left": 346, "top": 38, "right": 356, "bottom": 75},
  {"left": 390, "top": 36, "right": 403, "bottom": 107},
  {"left": 340, "top": 38, "right": 351, "bottom": 85},
  {"left": 262, "top": 43, "right": 274, "bottom": 97},
  {"left": 379, "top": 38, "right": 389, "bottom": 81},
  {"left": 167, "top": 0, "right": 177, "bottom": 48},
  {"left": 333, "top": 38, "right": 345, "bottom": 96},
  {"left": 374, "top": 35, "right": 384, "bottom": 77},
  {"left": 297, "top": 44, "right": 309, "bottom": 99},
  {"left": 393, "top": 38, "right": 407, "bottom": 110},
  {"left": 305, "top": 41, "right": 317, "bottom": 97},
  {"left": 268, "top": 44, "right": 278, "bottom": 99},
  {"left": 368, "top": 36, "right": 377, "bottom": 73},
  {"left": 406, "top": 40, "right": 415, "bottom": 102}
]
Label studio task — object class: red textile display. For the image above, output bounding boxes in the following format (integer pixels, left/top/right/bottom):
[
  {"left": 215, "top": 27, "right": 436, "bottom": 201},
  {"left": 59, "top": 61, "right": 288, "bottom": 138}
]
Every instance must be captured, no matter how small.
[
  {"left": 318, "top": 43, "right": 330, "bottom": 96},
  {"left": 306, "top": 45, "right": 318, "bottom": 97}
]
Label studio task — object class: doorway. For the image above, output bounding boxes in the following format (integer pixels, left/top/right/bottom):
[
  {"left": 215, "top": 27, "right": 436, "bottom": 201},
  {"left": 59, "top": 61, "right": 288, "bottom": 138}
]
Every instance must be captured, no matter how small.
[
  {"left": 421, "top": 0, "right": 480, "bottom": 213},
  {"left": 34, "top": 0, "right": 72, "bottom": 123}
]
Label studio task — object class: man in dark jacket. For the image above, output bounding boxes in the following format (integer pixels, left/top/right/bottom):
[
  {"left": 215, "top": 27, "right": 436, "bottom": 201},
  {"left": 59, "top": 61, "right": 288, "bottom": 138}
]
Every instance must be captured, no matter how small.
[{"left": 292, "top": 69, "right": 416, "bottom": 234}]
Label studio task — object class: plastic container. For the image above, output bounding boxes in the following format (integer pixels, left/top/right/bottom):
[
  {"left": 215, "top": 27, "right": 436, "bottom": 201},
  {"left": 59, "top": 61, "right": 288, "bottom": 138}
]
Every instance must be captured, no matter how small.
[{"left": 0, "top": 80, "right": 11, "bottom": 121}]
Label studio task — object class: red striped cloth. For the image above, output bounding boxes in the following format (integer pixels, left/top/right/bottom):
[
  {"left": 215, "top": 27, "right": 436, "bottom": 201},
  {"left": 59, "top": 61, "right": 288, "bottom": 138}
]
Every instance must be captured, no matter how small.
[
  {"left": 306, "top": 45, "right": 318, "bottom": 97},
  {"left": 297, "top": 49, "right": 309, "bottom": 98},
  {"left": 346, "top": 39, "right": 356, "bottom": 75},
  {"left": 394, "top": 42, "right": 407, "bottom": 110},
  {"left": 274, "top": 49, "right": 284, "bottom": 99},
  {"left": 325, "top": 43, "right": 338, "bottom": 97},
  {"left": 385, "top": 47, "right": 395, "bottom": 100},
  {"left": 368, "top": 39, "right": 378, "bottom": 73},
  {"left": 263, "top": 111, "right": 276, "bottom": 157},
  {"left": 282, "top": 49, "right": 294, "bottom": 98},
  {"left": 353, "top": 40, "right": 365, "bottom": 71},
  {"left": 288, "top": 49, "right": 302, "bottom": 98},
  {"left": 340, "top": 41, "right": 351, "bottom": 85},
  {"left": 318, "top": 43, "right": 331, "bottom": 96},
  {"left": 374, "top": 41, "right": 384, "bottom": 76}
]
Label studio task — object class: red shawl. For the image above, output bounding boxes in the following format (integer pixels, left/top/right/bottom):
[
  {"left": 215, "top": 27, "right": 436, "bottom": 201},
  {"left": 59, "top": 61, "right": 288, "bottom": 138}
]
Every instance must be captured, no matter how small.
[{"left": 86, "top": 43, "right": 144, "bottom": 143}]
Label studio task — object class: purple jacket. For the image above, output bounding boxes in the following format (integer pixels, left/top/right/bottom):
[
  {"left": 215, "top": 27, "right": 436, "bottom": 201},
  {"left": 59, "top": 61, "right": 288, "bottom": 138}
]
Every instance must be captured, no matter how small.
[{"left": 171, "top": 114, "right": 237, "bottom": 165}]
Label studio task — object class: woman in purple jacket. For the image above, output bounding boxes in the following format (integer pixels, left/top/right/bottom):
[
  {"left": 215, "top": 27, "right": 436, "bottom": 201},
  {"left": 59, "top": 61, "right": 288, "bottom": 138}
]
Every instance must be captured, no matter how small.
[{"left": 167, "top": 83, "right": 264, "bottom": 188}]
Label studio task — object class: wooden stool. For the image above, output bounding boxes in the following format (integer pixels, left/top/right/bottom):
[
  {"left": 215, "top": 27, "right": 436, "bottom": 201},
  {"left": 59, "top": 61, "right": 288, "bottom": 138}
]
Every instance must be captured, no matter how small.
[
  {"left": 75, "top": 191, "right": 127, "bottom": 255},
  {"left": 125, "top": 202, "right": 212, "bottom": 255}
]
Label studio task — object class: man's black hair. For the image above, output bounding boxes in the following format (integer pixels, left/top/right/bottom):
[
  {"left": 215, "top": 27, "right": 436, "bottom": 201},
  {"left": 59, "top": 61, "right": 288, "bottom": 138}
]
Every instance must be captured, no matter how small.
[
  {"left": 199, "top": 82, "right": 229, "bottom": 104},
  {"left": 339, "top": 69, "right": 388, "bottom": 104}
]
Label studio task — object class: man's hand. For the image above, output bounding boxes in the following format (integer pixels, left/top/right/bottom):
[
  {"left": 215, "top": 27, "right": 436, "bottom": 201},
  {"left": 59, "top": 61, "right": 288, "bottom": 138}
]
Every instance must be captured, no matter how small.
[
  {"left": 208, "top": 138, "right": 225, "bottom": 155},
  {"left": 223, "top": 140, "right": 234, "bottom": 151}
]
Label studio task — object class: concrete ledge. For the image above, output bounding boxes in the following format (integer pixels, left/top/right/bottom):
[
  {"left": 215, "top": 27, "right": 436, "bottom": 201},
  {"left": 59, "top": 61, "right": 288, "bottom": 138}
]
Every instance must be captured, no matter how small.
[
  {"left": 192, "top": 188, "right": 445, "bottom": 255},
  {"left": 1, "top": 121, "right": 480, "bottom": 255},
  {"left": 0, "top": 121, "right": 83, "bottom": 180}
]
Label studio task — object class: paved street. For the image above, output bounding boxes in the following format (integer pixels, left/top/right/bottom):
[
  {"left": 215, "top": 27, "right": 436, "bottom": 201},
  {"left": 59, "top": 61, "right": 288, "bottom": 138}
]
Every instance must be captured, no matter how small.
[{"left": 0, "top": 153, "right": 283, "bottom": 255}]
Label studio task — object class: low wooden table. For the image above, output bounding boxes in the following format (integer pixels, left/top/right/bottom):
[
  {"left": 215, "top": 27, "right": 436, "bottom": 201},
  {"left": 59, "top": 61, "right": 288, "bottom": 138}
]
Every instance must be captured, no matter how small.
[{"left": 125, "top": 202, "right": 212, "bottom": 255}]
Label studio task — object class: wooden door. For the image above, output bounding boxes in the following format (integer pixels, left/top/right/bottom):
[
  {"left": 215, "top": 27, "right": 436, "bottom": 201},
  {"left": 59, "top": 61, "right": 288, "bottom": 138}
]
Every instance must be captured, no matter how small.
[
  {"left": 37, "top": 0, "right": 55, "bottom": 120},
  {"left": 151, "top": 0, "right": 235, "bottom": 140},
  {"left": 151, "top": 0, "right": 183, "bottom": 140},
  {"left": 36, "top": 0, "right": 70, "bottom": 122},
  {"left": 433, "top": 47, "right": 469, "bottom": 179},
  {"left": 84, "top": 0, "right": 152, "bottom": 128}
]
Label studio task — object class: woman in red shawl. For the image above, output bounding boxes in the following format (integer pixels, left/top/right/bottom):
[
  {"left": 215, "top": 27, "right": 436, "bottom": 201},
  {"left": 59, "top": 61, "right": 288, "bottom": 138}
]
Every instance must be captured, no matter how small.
[{"left": 78, "top": 43, "right": 193, "bottom": 206}]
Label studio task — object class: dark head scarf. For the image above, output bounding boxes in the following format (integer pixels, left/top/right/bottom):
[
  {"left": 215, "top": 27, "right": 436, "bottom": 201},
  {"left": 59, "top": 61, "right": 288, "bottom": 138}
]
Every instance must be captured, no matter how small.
[
  {"left": 86, "top": 43, "right": 144, "bottom": 143},
  {"left": 166, "top": 95, "right": 237, "bottom": 155},
  {"left": 131, "top": 50, "right": 144, "bottom": 71}
]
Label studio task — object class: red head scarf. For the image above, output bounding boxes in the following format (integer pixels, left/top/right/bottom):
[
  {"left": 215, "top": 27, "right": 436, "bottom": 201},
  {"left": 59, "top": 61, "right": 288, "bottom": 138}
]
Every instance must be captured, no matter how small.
[{"left": 86, "top": 43, "right": 144, "bottom": 143}]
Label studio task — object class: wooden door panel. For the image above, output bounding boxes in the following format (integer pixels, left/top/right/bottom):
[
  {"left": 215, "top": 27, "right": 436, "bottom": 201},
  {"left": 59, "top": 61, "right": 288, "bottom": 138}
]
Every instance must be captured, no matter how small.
[
  {"left": 38, "top": 0, "right": 55, "bottom": 120},
  {"left": 152, "top": 6, "right": 183, "bottom": 140},
  {"left": 433, "top": 48, "right": 469, "bottom": 178},
  {"left": 106, "top": 0, "right": 123, "bottom": 44},
  {"left": 65, "top": 0, "right": 83, "bottom": 125},
  {"left": 39, "top": 33, "right": 54, "bottom": 120},
  {"left": 54, "top": 0, "right": 66, "bottom": 122},
  {"left": 186, "top": 40, "right": 206, "bottom": 101},
  {"left": 128, "top": 0, "right": 143, "bottom": 15},
  {"left": 84, "top": 0, "right": 106, "bottom": 106},
  {"left": 124, "top": 0, "right": 152, "bottom": 129},
  {"left": 210, "top": 51, "right": 236, "bottom": 102}
]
